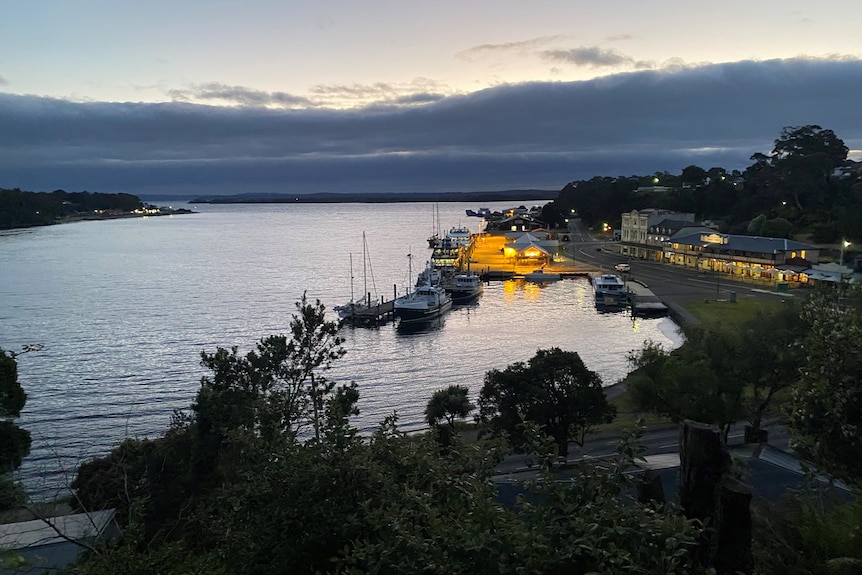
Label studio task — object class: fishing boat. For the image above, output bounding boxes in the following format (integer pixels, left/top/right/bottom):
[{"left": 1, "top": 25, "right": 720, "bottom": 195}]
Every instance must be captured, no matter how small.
[
  {"left": 445, "top": 272, "right": 483, "bottom": 303},
  {"left": 394, "top": 257, "right": 452, "bottom": 324}
]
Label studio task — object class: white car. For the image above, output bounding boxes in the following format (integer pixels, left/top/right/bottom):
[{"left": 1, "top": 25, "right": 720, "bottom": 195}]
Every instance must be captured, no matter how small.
[{"left": 614, "top": 263, "right": 631, "bottom": 273}]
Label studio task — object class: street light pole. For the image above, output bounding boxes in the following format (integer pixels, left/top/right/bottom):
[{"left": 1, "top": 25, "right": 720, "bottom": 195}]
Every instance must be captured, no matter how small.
[{"left": 840, "top": 239, "right": 851, "bottom": 265}]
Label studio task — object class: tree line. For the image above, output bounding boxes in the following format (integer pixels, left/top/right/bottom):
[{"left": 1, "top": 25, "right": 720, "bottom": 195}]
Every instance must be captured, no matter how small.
[
  {"left": 0, "top": 188, "right": 143, "bottom": 230},
  {"left": 542, "top": 125, "right": 862, "bottom": 245}
]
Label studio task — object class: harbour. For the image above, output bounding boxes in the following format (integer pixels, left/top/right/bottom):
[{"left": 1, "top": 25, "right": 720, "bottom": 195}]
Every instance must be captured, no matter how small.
[{"left": 0, "top": 201, "right": 682, "bottom": 497}]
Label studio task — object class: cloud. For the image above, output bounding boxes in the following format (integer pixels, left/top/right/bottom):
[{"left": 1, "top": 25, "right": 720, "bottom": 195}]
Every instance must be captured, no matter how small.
[
  {"left": 1, "top": 58, "right": 861, "bottom": 197},
  {"left": 168, "top": 83, "right": 312, "bottom": 108},
  {"left": 0, "top": 74, "right": 7, "bottom": 86},
  {"left": 455, "top": 36, "right": 567, "bottom": 61},
  {"left": 541, "top": 46, "right": 635, "bottom": 67}
]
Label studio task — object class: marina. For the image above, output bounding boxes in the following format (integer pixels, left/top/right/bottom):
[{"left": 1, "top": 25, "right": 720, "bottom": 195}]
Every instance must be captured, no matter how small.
[{"left": 1, "top": 201, "right": 681, "bottom": 497}]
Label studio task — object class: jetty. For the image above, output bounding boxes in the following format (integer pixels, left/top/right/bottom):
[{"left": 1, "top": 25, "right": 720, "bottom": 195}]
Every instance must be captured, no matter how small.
[{"left": 626, "top": 280, "right": 669, "bottom": 317}]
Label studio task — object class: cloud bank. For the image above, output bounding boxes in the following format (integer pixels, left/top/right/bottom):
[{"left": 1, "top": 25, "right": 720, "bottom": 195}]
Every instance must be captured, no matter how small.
[{"left": 1, "top": 58, "right": 860, "bottom": 197}]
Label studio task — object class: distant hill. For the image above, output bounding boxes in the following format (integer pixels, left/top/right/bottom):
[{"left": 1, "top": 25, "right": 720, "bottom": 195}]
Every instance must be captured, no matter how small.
[{"left": 188, "top": 190, "right": 557, "bottom": 204}]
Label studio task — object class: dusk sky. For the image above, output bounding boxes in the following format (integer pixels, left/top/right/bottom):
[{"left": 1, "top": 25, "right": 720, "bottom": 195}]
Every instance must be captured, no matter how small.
[{"left": 2, "top": 1, "right": 861, "bottom": 197}]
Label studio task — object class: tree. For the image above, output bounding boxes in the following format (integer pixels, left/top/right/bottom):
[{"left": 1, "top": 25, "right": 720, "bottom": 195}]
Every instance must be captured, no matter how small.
[
  {"left": 790, "top": 283, "right": 862, "bottom": 484},
  {"left": 1, "top": 347, "right": 34, "bottom": 510},
  {"left": 425, "top": 384, "right": 474, "bottom": 429},
  {"left": 478, "top": 348, "right": 615, "bottom": 458},
  {"left": 194, "top": 292, "right": 345, "bottom": 450},
  {"left": 626, "top": 333, "right": 746, "bottom": 437}
]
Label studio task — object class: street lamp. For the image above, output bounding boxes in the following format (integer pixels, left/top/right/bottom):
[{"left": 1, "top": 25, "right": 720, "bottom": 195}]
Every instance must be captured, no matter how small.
[{"left": 840, "top": 240, "right": 851, "bottom": 265}]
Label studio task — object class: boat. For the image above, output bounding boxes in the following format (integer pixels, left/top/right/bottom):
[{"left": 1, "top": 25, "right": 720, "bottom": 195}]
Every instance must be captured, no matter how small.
[
  {"left": 445, "top": 226, "right": 471, "bottom": 248},
  {"left": 445, "top": 272, "right": 483, "bottom": 303},
  {"left": 524, "top": 268, "right": 561, "bottom": 283},
  {"left": 592, "top": 273, "right": 628, "bottom": 305},
  {"left": 430, "top": 236, "right": 460, "bottom": 273},
  {"left": 394, "top": 258, "right": 453, "bottom": 324},
  {"left": 416, "top": 265, "right": 441, "bottom": 287},
  {"left": 465, "top": 207, "right": 491, "bottom": 218},
  {"left": 334, "top": 233, "right": 377, "bottom": 319}
]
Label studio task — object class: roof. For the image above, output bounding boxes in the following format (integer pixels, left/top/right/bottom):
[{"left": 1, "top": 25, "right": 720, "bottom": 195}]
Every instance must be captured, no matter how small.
[
  {"left": 0, "top": 509, "right": 117, "bottom": 550},
  {"left": 668, "top": 232, "right": 816, "bottom": 254}
]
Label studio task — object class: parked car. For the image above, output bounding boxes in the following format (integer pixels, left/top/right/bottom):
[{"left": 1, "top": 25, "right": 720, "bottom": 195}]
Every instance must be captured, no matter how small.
[{"left": 614, "top": 263, "right": 631, "bottom": 273}]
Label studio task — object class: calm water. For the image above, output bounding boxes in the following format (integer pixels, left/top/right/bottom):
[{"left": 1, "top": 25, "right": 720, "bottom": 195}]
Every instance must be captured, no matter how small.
[{"left": 0, "top": 201, "right": 681, "bottom": 498}]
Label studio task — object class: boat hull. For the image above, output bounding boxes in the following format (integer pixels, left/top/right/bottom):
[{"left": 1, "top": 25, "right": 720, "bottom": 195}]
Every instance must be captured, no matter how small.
[{"left": 395, "top": 299, "right": 452, "bottom": 323}]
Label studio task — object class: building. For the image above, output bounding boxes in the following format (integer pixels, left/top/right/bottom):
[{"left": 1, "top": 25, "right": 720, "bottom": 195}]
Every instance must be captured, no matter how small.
[
  {"left": 663, "top": 231, "right": 820, "bottom": 283},
  {"left": 620, "top": 209, "right": 697, "bottom": 260}
]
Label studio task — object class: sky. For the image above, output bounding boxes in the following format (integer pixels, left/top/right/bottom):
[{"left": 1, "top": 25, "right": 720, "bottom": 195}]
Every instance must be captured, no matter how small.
[{"left": 1, "top": 0, "right": 861, "bottom": 197}]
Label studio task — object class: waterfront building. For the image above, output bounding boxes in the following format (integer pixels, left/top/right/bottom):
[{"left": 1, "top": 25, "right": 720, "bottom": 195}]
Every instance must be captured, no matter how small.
[
  {"left": 620, "top": 209, "right": 698, "bottom": 260},
  {"left": 662, "top": 231, "right": 820, "bottom": 284}
]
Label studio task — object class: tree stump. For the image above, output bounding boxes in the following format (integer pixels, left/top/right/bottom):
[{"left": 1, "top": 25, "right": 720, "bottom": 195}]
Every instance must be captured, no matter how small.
[
  {"left": 714, "top": 477, "right": 753, "bottom": 575},
  {"left": 679, "top": 420, "right": 731, "bottom": 523}
]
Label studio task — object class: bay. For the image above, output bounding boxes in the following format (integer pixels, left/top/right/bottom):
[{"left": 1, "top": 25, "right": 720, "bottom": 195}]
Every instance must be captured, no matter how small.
[{"left": 0, "top": 200, "right": 682, "bottom": 499}]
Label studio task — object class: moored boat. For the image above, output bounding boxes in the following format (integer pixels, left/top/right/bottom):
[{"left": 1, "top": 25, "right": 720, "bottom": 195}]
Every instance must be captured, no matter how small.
[
  {"left": 524, "top": 268, "right": 561, "bottom": 283},
  {"left": 592, "top": 273, "right": 628, "bottom": 306},
  {"left": 445, "top": 272, "right": 483, "bottom": 303},
  {"left": 395, "top": 259, "right": 453, "bottom": 323}
]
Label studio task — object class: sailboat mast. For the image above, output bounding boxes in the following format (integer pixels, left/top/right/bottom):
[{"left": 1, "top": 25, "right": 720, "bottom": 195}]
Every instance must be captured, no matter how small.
[
  {"left": 362, "top": 231, "right": 368, "bottom": 301},
  {"left": 348, "top": 252, "right": 355, "bottom": 304}
]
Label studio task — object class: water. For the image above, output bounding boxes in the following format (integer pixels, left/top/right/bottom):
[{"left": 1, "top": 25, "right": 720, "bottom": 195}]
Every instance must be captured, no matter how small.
[{"left": 0, "top": 201, "right": 682, "bottom": 498}]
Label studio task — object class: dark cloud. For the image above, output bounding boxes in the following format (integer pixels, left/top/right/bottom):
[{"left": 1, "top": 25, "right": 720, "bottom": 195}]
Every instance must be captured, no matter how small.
[
  {"left": 1, "top": 58, "right": 860, "bottom": 196},
  {"left": 167, "top": 83, "right": 312, "bottom": 108}
]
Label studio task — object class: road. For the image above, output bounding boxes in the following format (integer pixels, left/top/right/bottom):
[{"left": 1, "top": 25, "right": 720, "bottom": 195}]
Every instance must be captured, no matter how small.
[{"left": 491, "top": 419, "right": 791, "bottom": 478}]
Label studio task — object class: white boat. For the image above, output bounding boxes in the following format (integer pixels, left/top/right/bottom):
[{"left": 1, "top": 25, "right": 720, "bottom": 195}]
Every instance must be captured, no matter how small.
[
  {"left": 445, "top": 226, "right": 471, "bottom": 248},
  {"left": 524, "top": 268, "right": 561, "bottom": 283},
  {"left": 446, "top": 272, "right": 483, "bottom": 303},
  {"left": 416, "top": 265, "right": 441, "bottom": 287},
  {"left": 592, "top": 273, "right": 627, "bottom": 305},
  {"left": 395, "top": 258, "right": 452, "bottom": 323},
  {"left": 334, "top": 233, "right": 377, "bottom": 319}
]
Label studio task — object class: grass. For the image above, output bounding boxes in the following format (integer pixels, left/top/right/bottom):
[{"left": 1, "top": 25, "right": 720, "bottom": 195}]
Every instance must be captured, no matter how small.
[{"left": 681, "top": 297, "right": 790, "bottom": 330}]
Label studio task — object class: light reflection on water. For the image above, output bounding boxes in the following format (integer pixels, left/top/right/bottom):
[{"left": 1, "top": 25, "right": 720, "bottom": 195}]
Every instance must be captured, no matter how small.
[{"left": 0, "top": 201, "right": 682, "bottom": 498}]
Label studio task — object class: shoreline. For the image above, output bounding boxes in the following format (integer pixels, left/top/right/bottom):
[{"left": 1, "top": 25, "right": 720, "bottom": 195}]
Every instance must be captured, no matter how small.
[{"left": 0, "top": 208, "right": 195, "bottom": 232}]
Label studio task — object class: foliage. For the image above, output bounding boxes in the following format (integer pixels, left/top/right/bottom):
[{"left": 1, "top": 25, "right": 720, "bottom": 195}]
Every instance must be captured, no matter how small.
[
  {"left": 790, "top": 283, "right": 862, "bottom": 485},
  {"left": 67, "top": 297, "right": 716, "bottom": 574},
  {"left": 752, "top": 484, "right": 862, "bottom": 575},
  {"left": 194, "top": 292, "right": 345, "bottom": 449},
  {"left": 425, "top": 384, "right": 475, "bottom": 428},
  {"left": 627, "top": 303, "right": 808, "bottom": 436},
  {"left": 0, "top": 347, "right": 32, "bottom": 511},
  {"left": 478, "top": 348, "right": 615, "bottom": 457}
]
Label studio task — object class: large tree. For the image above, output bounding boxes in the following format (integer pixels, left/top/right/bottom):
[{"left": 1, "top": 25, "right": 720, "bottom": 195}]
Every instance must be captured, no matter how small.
[
  {"left": 790, "top": 283, "right": 862, "bottom": 485},
  {"left": 478, "top": 348, "right": 615, "bottom": 458}
]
